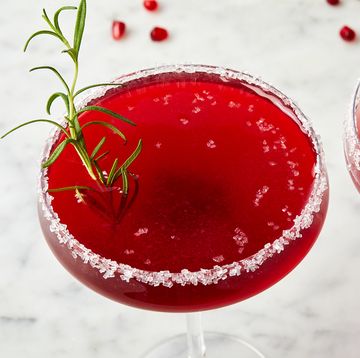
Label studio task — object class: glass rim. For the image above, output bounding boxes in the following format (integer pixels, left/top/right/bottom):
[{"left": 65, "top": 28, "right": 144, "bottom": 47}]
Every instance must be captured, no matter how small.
[
  {"left": 352, "top": 79, "right": 360, "bottom": 139},
  {"left": 344, "top": 79, "right": 360, "bottom": 172},
  {"left": 38, "top": 64, "right": 329, "bottom": 288}
]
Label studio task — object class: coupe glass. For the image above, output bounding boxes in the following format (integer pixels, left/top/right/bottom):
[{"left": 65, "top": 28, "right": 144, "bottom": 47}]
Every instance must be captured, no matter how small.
[
  {"left": 344, "top": 79, "right": 360, "bottom": 193},
  {"left": 38, "top": 65, "right": 329, "bottom": 358}
]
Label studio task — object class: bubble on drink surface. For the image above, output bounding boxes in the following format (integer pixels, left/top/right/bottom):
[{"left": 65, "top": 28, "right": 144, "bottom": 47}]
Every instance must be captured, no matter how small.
[
  {"left": 233, "top": 227, "right": 248, "bottom": 254},
  {"left": 268, "top": 161, "right": 277, "bottom": 167},
  {"left": 144, "top": 259, "right": 151, "bottom": 265},
  {"left": 212, "top": 255, "right": 225, "bottom": 263},
  {"left": 248, "top": 104, "right": 255, "bottom": 112},
  {"left": 288, "top": 179, "right": 295, "bottom": 191},
  {"left": 256, "top": 118, "right": 275, "bottom": 132},
  {"left": 234, "top": 227, "right": 244, "bottom": 234},
  {"left": 180, "top": 118, "right": 189, "bottom": 125},
  {"left": 253, "top": 185, "right": 270, "bottom": 207},
  {"left": 228, "top": 101, "right": 241, "bottom": 109},
  {"left": 134, "top": 228, "right": 149, "bottom": 237},
  {"left": 282, "top": 205, "right": 293, "bottom": 218},
  {"left": 262, "top": 140, "right": 270, "bottom": 153},
  {"left": 124, "top": 249, "right": 135, "bottom": 255},
  {"left": 267, "top": 221, "right": 280, "bottom": 231},
  {"left": 287, "top": 161, "right": 300, "bottom": 177},
  {"left": 211, "top": 101, "right": 217, "bottom": 106},
  {"left": 246, "top": 120, "right": 252, "bottom": 127},
  {"left": 153, "top": 97, "right": 160, "bottom": 103},
  {"left": 275, "top": 135, "right": 287, "bottom": 150},
  {"left": 207, "top": 139, "right": 217, "bottom": 149},
  {"left": 280, "top": 137, "right": 287, "bottom": 149},
  {"left": 193, "top": 93, "right": 205, "bottom": 103},
  {"left": 192, "top": 106, "right": 201, "bottom": 114},
  {"left": 200, "top": 89, "right": 215, "bottom": 101},
  {"left": 127, "top": 106, "right": 134, "bottom": 111},
  {"left": 163, "top": 94, "right": 172, "bottom": 106},
  {"left": 155, "top": 142, "right": 162, "bottom": 149}
]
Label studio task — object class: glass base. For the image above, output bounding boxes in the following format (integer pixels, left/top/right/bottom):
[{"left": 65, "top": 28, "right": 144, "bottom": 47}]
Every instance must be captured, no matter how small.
[{"left": 142, "top": 332, "right": 266, "bottom": 358}]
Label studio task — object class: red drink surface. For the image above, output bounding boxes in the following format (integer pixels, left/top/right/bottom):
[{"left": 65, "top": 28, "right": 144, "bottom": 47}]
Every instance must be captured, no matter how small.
[{"left": 40, "top": 70, "right": 328, "bottom": 312}]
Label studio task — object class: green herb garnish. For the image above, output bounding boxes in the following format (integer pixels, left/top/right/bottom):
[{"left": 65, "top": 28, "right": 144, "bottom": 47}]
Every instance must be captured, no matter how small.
[{"left": 1, "top": 0, "right": 142, "bottom": 194}]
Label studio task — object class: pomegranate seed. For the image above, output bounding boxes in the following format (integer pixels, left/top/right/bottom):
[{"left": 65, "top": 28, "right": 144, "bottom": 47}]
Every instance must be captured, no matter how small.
[
  {"left": 340, "top": 26, "right": 356, "bottom": 42},
  {"left": 144, "top": 0, "right": 158, "bottom": 11},
  {"left": 112, "top": 21, "right": 126, "bottom": 40},
  {"left": 326, "top": 0, "right": 340, "bottom": 5},
  {"left": 150, "top": 27, "right": 168, "bottom": 42}
]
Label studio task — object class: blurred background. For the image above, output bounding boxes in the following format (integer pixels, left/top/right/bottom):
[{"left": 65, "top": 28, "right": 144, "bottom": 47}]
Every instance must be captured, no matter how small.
[{"left": 1, "top": 0, "right": 360, "bottom": 357}]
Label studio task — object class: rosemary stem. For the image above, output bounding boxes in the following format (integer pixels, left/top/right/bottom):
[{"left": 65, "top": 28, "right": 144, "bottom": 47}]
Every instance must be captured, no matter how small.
[
  {"left": 67, "top": 60, "right": 98, "bottom": 182},
  {"left": 68, "top": 60, "right": 79, "bottom": 139},
  {"left": 74, "top": 145, "right": 98, "bottom": 181},
  {"left": 71, "top": 61, "right": 79, "bottom": 97},
  {"left": 3, "top": 0, "right": 142, "bottom": 191}
]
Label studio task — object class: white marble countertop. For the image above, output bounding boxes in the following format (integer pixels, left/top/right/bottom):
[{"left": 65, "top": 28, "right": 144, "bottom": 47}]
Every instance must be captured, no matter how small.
[{"left": 1, "top": 0, "right": 360, "bottom": 357}]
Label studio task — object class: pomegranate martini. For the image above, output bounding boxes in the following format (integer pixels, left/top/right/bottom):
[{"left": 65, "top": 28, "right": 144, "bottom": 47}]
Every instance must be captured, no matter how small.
[
  {"left": 2, "top": 1, "right": 329, "bottom": 357},
  {"left": 40, "top": 66, "right": 329, "bottom": 313}
]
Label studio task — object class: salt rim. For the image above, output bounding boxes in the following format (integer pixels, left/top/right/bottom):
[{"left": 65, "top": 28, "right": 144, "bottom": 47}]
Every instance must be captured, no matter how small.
[
  {"left": 344, "top": 79, "right": 360, "bottom": 172},
  {"left": 38, "top": 64, "right": 329, "bottom": 288}
]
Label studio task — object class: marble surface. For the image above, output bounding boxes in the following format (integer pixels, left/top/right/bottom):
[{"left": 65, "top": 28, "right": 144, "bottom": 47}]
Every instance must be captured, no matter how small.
[{"left": 1, "top": 0, "right": 360, "bottom": 357}]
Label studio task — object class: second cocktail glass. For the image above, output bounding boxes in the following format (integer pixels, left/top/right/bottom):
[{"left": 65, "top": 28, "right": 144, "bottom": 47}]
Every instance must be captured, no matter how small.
[{"left": 344, "top": 79, "right": 360, "bottom": 193}]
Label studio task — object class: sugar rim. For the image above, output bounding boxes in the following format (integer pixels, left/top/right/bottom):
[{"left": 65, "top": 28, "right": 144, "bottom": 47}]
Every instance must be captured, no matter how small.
[
  {"left": 344, "top": 79, "right": 360, "bottom": 173},
  {"left": 38, "top": 64, "right": 328, "bottom": 288}
]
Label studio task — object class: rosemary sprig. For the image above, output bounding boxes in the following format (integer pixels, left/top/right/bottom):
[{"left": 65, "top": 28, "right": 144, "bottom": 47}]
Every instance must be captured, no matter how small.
[{"left": 1, "top": 0, "right": 142, "bottom": 194}]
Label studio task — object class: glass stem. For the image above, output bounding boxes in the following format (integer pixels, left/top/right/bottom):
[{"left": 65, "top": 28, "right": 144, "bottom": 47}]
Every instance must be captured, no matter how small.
[{"left": 186, "top": 313, "right": 206, "bottom": 358}]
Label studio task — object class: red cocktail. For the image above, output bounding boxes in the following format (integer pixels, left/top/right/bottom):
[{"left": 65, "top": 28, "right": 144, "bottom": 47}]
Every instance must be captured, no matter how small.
[
  {"left": 39, "top": 65, "right": 329, "bottom": 316},
  {"left": 344, "top": 80, "right": 360, "bottom": 193},
  {"left": 3, "top": 0, "right": 329, "bottom": 356}
]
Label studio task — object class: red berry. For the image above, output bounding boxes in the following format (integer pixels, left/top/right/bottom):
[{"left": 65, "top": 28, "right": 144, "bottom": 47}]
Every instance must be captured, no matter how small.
[
  {"left": 112, "top": 21, "right": 126, "bottom": 40},
  {"left": 144, "top": 0, "right": 158, "bottom": 11},
  {"left": 150, "top": 27, "right": 168, "bottom": 42},
  {"left": 340, "top": 26, "right": 356, "bottom": 42},
  {"left": 326, "top": 0, "right": 340, "bottom": 5}
]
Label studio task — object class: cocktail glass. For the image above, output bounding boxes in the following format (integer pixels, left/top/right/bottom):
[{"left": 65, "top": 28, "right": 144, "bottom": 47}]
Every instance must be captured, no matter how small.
[{"left": 38, "top": 65, "right": 329, "bottom": 358}]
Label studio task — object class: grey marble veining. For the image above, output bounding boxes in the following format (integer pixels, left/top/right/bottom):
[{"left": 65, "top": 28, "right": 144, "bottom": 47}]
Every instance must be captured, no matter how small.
[{"left": 1, "top": 0, "right": 360, "bottom": 357}]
